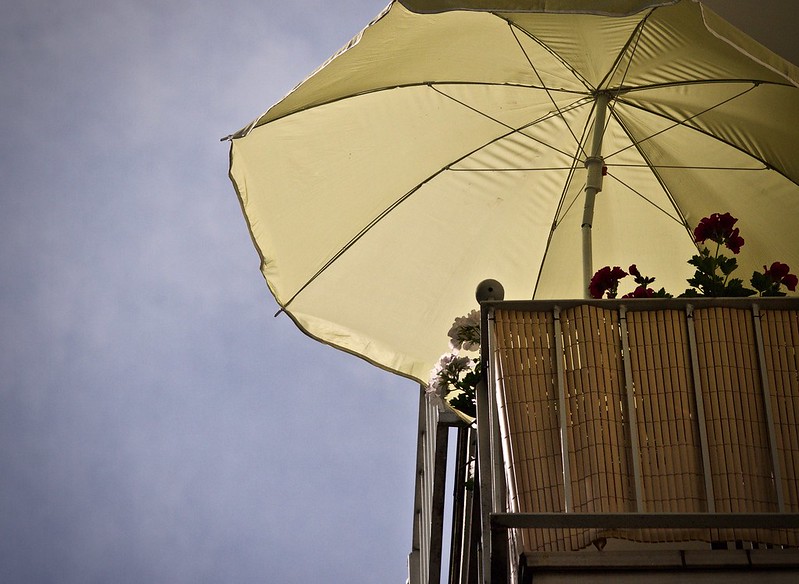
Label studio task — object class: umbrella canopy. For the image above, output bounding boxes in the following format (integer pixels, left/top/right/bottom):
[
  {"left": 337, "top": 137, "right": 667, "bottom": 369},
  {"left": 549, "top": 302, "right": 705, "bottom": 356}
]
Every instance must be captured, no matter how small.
[{"left": 228, "top": 0, "right": 799, "bottom": 383}]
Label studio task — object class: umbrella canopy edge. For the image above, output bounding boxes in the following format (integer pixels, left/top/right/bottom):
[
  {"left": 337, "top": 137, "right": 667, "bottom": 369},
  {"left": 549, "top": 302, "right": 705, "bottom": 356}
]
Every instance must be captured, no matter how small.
[{"left": 398, "top": 0, "right": 678, "bottom": 16}]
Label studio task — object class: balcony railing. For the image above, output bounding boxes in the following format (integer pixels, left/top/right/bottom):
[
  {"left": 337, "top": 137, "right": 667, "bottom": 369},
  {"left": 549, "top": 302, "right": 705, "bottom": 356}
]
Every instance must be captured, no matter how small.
[{"left": 474, "top": 297, "right": 799, "bottom": 583}]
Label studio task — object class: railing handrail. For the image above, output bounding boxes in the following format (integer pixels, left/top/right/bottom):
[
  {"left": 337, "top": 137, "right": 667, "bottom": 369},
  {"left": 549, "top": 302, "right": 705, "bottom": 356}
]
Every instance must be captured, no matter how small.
[
  {"left": 491, "top": 512, "right": 799, "bottom": 530},
  {"left": 480, "top": 295, "right": 799, "bottom": 314}
]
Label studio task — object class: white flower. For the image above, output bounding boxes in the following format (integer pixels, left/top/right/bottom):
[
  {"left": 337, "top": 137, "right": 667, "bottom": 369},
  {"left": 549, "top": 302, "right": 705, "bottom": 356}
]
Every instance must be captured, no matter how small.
[
  {"left": 426, "top": 369, "right": 447, "bottom": 398},
  {"left": 424, "top": 384, "right": 446, "bottom": 407},
  {"left": 427, "top": 351, "right": 470, "bottom": 400},
  {"left": 447, "top": 309, "right": 481, "bottom": 351}
]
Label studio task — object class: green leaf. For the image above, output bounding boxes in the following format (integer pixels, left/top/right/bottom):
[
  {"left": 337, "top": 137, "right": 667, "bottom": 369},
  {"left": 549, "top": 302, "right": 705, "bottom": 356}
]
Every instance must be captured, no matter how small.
[
  {"left": 750, "top": 271, "right": 776, "bottom": 295},
  {"left": 723, "top": 278, "right": 755, "bottom": 297},
  {"left": 717, "top": 255, "right": 738, "bottom": 276}
]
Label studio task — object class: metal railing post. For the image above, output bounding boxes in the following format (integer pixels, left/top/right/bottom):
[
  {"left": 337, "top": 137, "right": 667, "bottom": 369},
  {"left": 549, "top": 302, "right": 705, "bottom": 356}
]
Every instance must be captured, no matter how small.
[
  {"left": 619, "top": 306, "right": 644, "bottom": 511},
  {"left": 685, "top": 305, "right": 716, "bottom": 513},
  {"left": 553, "top": 306, "right": 573, "bottom": 512},
  {"left": 751, "top": 304, "right": 786, "bottom": 512}
]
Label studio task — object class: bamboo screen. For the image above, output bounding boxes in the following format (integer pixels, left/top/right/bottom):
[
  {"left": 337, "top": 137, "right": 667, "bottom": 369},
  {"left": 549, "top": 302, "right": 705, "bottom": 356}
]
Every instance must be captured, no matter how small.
[{"left": 491, "top": 304, "right": 799, "bottom": 553}]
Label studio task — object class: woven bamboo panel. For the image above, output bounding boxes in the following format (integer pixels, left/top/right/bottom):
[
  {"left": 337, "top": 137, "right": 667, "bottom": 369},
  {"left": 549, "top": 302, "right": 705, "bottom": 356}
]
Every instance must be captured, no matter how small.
[
  {"left": 492, "top": 304, "right": 799, "bottom": 553},
  {"left": 493, "top": 309, "right": 570, "bottom": 551},
  {"left": 759, "top": 309, "right": 799, "bottom": 546},
  {"left": 624, "top": 309, "right": 707, "bottom": 543},
  {"left": 559, "top": 305, "right": 634, "bottom": 548},
  {"left": 693, "top": 307, "right": 777, "bottom": 544}
]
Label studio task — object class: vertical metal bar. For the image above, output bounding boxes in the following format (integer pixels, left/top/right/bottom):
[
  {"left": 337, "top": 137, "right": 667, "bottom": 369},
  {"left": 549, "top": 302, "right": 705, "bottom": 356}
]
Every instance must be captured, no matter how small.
[
  {"left": 485, "top": 312, "right": 508, "bottom": 583},
  {"left": 475, "top": 375, "right": 493, "bottom": 584},
  {"left": 685, "top": 305, "right": 715, "bottom": 513},
  {"left": 487, "top": 313, "right": 506, "bottom": 517},
  {"left": 476, "top": 305, "right": 495, "bottom": 584},
  {"left": 751, "top": 304, "right": 786, "bottom": 511},
  {"left": 463, "top": 429, "right": 479, "bottom": 584},
  {"left": 619, "top": 306, "right": 644, "bottom": 511},
  {"left": 428, "top": 421, "right": 450, "bottom": 584},
  {"left": 490, "top": 519, "right": 509, "bottom": 584},
  {"left": 409, "top": 386, "right": 433, "bottom": 584},
  {"left": 553, "top": 306, "right": 573, "bottom": 512},
  {"left": 448, "top": 427, "right": 465, "bottom": 584}
]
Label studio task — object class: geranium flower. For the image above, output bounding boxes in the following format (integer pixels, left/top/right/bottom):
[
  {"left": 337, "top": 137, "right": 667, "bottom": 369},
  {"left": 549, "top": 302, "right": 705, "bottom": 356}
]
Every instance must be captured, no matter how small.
[
  {"left": 589, "top": 266, "right": 627, "bottom": 299},
  {"left": 622, "top": 285, "right": 655, "bottom": 299},
  {"left": 727, "top": 227, "right": 745, "bottom": 254},
  {"left": 762, "top": 262, "right": 798, "bottom": 291},
  {"left": 764, "top": 262, "right": 790, "bottom": 281},
  {"left": 693, "top": 212, "right": 744, "bottom": 254}
]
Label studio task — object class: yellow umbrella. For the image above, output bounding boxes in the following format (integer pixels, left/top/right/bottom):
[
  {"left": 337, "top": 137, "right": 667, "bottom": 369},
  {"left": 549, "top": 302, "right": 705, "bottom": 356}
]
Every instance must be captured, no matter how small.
[{"left": 227, "top": 0, "right": 799, "bottom": 383}]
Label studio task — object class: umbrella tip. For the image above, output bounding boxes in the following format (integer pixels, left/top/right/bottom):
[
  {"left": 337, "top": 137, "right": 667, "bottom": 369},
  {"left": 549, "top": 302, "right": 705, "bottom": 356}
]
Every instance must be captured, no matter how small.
[{"left": 476, "top": 279, "right": 504, "bottom": 302}]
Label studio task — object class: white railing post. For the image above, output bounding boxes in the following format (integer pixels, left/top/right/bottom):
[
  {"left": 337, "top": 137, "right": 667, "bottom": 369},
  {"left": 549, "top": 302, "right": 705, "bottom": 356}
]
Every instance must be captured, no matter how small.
[{"left": 751, "top": 304, "right": 786, "bottom": 512}]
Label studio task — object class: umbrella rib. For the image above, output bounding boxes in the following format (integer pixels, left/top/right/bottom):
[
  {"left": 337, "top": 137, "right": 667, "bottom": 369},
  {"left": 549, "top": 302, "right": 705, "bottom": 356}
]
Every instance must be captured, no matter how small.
[
  {"left": 504, "top": 20, "right": 588, "bottom": 158},
  {"left": 279, "top": 88, "right": 590, "bottom": 311},
  {"left": 617, "top": 77, "right": 796, "bottom": 95},
  {"left": 595, "top": 7, "right": 652, "bottom": 92},
  {"left": 231, "top": 81, "right": 592, "bottom": 136},
  {"left": 610, "top": 163, "right": 768, "bottom": 171},
  {"left": 449, "top": 166, "right": 577, "bottom": 172},
  {"left": 605, "top": 83, "right": 759, "bottom": 160},
  {"left": 604, "top": 171, "right": 684, "bottom": 225},
  {"left": 591, "top": 81, "right": 799, "bottom": 189},
  {"left": 277, "top": 180, "right": 431, "bottom": 312},
  {"left": 531, "top": 126, "right": 593, "bottom": 299},
  {"left": 606, "top": 108, "right": 702, "bottom": 242},
  {"left": 498, "top": 17, "right": 593, "bottom": 92},
  {"left": 430, "top": 84, "right": 593, "bottom": 163}
]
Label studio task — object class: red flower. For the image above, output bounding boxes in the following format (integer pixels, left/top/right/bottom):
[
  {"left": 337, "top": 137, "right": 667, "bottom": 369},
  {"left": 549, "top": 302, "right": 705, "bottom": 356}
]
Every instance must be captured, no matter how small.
[
  {"left": 761, "top": 261, "right": 798, "bottom": 292},
  {"left": 622, "top": 285, "right": 655, "bottom": 299},
  {"left": 765, "top": 262, "right": 798, "bottom": 291},
  {"left": 693, "top": 212, "right": 744, "bottom": 254},
  {"left": 589, "top": 266, "right": 627, "bottom": 299},
  {"left": 726, "top": 227, "right": 744, "bottom": 254},
  {"left": 764, "top": 262, "right": 791, "bottom": 281}
]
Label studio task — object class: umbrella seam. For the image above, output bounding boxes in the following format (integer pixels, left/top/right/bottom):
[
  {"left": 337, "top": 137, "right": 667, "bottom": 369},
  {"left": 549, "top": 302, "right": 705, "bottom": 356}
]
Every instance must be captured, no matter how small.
[
  {"left": 698, "top": 3, "right": 799, "bottom": 89},
  {"left": 400, "top": 1, "right": 680, "bottom": 17}
]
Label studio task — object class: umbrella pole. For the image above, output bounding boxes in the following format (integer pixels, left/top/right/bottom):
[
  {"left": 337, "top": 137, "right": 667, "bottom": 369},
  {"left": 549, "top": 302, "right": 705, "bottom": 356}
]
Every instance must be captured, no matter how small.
[{"left": 582, "top": 93, "right": 610, "bottom": 298}]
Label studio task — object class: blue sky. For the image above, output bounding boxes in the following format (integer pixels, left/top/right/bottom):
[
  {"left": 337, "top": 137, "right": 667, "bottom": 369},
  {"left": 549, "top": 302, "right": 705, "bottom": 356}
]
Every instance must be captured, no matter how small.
[{"left": 1, "top": 1, "right": 796, "bottom": 583}]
